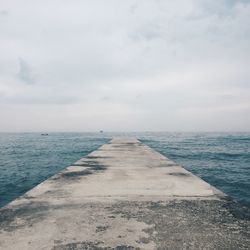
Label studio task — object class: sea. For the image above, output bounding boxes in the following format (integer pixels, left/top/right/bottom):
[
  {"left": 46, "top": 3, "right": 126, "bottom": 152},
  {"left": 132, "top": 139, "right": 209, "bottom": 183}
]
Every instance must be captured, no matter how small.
[{"left": 0, "top": 132, "right": 249, "bottom": 208}]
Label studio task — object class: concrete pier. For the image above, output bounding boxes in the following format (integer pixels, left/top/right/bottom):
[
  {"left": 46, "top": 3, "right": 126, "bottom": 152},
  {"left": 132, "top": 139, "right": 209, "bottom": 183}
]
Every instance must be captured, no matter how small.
[{"left": 0, "top": 138, "right": 250, "bottom": 249}]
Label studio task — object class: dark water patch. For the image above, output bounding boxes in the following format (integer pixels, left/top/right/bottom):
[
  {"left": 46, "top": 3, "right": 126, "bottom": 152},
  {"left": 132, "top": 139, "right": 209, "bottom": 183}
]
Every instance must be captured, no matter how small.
[
  {"left": 156, "top": 163, "right": 177, "bottom": 168},
  {"left": 79, "top": 160, "right": 102, "bottom": 165},
  {"left": 52, "top": 242, "right": 138, "bottom": 250},
  {"left": 91, "top": 165, "right": 107, "bottom": 171},
  {"left": 0, "top": 201, "right": 49, "bottom": 232},
  {"left": 72, "top": 163, "right": 92, "bottom": 167},
  {"left": 56, "top": 163, "right": 107, "bottom": 180},
  {"left": 222, "top": 200, "right": 250, "bottom": 221},
  {"left": 86, "top": 156, "right": 111, "bottom": 159},
  {"left": 61, "top": 170, "right": 93, "bottom": 178},
  {"left": 72, "top": 163, "right": 107, "bottom": 170},
  {"left": 74, "top": 160, "right": 107, "bottom": 169},
  {"left": 168, "top": 172, "right": 191, "bottom": 177},
  {"left": 112, "top": 143, "right": 137, "bottom": 148}
]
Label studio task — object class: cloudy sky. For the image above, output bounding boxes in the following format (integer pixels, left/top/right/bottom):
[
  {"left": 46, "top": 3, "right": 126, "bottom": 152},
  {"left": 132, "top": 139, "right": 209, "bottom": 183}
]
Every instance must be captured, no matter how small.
[{"left": 0, "top": 0, "right": 250, "bottom": 132}]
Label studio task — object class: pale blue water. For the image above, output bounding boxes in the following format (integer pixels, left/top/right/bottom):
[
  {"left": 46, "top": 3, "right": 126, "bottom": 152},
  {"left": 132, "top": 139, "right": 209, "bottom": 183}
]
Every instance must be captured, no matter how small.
[
  {"left": 0, "top": 133, "right": 110, "bottom": 208},
  {"left": 140, "top": 132, "right": 250, "bottom": 208},
  {"left": 0, "top": 132, "right": 249, "bottom": 208}
]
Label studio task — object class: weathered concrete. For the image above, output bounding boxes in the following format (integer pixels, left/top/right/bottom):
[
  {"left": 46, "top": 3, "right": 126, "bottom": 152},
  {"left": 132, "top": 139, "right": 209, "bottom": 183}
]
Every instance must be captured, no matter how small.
[{"left": 0, "top": 137, "right": 250, "bottom": 249}]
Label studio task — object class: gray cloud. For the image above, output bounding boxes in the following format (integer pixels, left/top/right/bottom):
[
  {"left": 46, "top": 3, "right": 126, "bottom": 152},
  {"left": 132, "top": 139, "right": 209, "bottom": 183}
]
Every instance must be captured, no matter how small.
[
  {"left": 129, "top": 4, "right": 138, "bottom": 15},
  {"left": 0, "top": 10, "right": 8, "bottom": 16},
  {"left": 17, "top": 58, "right": 36, "bottom": 85},
  {"left": 0, "top": 0, "right": 249, "bottom": 131}
]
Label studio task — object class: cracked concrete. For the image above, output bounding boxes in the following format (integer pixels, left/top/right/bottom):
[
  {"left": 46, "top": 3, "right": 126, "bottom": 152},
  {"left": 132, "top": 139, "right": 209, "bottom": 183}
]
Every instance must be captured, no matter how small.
[{"left": 0, "top": 137, "right": 249, "bottom": 249}]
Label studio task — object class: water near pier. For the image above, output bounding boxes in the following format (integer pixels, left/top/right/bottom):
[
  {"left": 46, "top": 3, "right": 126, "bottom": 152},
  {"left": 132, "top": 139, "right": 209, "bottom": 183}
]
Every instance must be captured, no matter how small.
[
  {"left": 140, "top": 132, "right": 250, "bottom": 208},
  {"left": 0, "top": 132, "right": 249, "bottom": 208}
]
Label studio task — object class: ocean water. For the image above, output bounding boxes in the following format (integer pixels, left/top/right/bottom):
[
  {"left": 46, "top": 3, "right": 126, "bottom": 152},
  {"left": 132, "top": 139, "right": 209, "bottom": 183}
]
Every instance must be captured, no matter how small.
[
  {"left": 0, "top": 133, "right": 110, "bottom": 208},
  {"left": 140, "top": 132, "right": 250, "bottom": 207},
  {"left": 0, "top": 132, "right": 249, "bottom": 208}
]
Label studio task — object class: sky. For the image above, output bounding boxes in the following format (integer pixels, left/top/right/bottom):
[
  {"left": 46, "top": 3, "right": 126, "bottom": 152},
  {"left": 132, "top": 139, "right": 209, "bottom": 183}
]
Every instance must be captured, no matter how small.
[{"left": 0, "top": 0, "right": 250, "bottom": 132}]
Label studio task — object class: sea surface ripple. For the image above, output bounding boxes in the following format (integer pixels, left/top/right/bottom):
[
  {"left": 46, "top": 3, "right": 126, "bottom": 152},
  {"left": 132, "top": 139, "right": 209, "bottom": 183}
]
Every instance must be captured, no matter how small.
[{"left": 0, "top": 132, "right": 249, "bottom": 208}]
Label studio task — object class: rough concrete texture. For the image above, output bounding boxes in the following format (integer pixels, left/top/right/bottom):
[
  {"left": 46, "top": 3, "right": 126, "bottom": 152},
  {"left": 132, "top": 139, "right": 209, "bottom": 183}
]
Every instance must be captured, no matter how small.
[{"left": 0, "top": 137, "right": 249, "bottom": 250}]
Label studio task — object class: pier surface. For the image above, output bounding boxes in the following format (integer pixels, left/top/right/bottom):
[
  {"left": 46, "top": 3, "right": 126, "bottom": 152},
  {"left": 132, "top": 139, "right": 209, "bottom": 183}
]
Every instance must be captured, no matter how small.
[{"left": 0, "top": 138, "right": 250, "bottom": 249}]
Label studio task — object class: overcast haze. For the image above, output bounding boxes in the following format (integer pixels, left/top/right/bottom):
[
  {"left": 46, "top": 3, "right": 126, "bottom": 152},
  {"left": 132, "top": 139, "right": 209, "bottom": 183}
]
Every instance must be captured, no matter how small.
[{"left": 0, "top": 0, "right": 250, "bottom": 132}]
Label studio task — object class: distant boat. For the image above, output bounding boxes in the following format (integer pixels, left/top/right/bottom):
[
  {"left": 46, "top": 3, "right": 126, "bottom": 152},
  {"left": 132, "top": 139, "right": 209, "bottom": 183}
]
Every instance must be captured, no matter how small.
[
  {"left": 100, "top": 130, "right": 104, "bottom": 133},
  {"left": 41, "top": 133, "right": 49, "bottom": 136}
]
